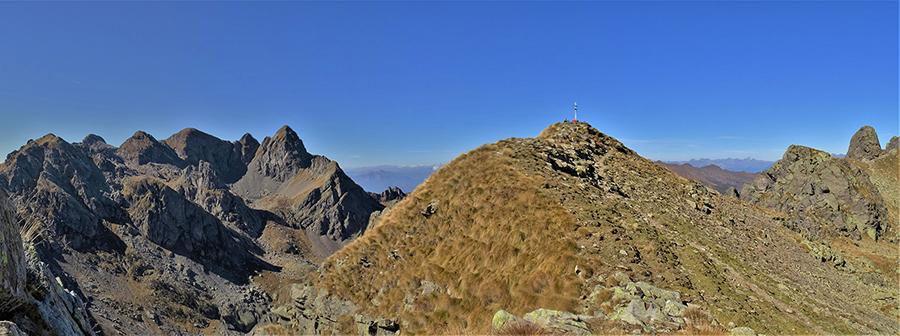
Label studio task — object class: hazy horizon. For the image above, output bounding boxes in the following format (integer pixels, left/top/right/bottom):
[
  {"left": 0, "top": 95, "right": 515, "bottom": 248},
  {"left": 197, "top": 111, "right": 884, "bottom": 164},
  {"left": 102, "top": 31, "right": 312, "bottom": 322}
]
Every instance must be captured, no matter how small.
[{"left": 1, "top": 1, "right": 896, "bottom": 167}]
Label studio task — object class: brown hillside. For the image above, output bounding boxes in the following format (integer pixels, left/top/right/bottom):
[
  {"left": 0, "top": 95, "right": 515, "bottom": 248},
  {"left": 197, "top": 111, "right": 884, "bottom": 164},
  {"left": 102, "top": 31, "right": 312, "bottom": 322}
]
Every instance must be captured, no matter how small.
[
  {"left": 655, "top": 161, "right": 755, "bottom": 194},
  {"left": 317, "top": 122, "right": 898, "bottom": 335}
]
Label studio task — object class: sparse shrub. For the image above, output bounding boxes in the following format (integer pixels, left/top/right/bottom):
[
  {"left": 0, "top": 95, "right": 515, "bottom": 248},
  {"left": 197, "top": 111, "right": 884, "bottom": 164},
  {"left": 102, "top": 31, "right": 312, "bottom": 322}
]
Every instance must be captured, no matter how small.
[
  {"left": 495, "top": 320, "right": 552, "bottom": 335},
  {"left": 585, "top": 317, "right": 631, "bottom": 335},
  {"left": 606, "top": 276, "right": 619, "bottom": 287},
  {"left": 681, "top": 306, "right": 727, "bottom": 335}
]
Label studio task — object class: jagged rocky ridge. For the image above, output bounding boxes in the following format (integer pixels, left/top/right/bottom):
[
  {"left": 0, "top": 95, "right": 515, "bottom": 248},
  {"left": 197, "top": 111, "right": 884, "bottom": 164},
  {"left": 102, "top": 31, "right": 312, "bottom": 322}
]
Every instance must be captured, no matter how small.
[
  {"left": 0, "top": 126, "right": 383, "bottom": 334},
  {"left": 316, "top": 121, "right": 898, "bottom": 335}
]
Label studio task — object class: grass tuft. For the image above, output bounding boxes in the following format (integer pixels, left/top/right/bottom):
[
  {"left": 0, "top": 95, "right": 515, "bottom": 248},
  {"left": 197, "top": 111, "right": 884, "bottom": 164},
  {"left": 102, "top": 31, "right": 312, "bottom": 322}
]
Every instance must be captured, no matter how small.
[{"left": 495, "top": 320, "right": 553, "bottom": 335}]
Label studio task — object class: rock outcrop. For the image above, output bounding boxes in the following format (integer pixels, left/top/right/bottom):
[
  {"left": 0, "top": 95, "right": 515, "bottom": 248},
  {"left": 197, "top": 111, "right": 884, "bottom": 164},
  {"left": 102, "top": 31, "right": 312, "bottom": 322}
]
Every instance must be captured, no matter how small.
[
  {"left": 0, "top": 190, "right": 27, "bottom": 313},
  {"left": 886, "top": 136, "right": 899, "bottom": 152},
  {"left": 846, "top": 126, "right": 883, "bottom": 161},
  {"left": 493, "top": 271, "right": 759, "bottom": 336},
  {"left": 740, "top": 145, "right": 889, "bottom": 240},
  {"left": 368, "top": 186, "right": 406, "bottom": 204},
  {"left": 0, "top": 125, "right": 381, "bottom": 335}
]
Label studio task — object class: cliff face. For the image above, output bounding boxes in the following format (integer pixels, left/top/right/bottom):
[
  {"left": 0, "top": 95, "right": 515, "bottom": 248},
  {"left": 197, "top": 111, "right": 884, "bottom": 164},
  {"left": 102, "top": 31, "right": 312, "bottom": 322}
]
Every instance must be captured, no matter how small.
[
  {"left": 1, "top": 189, "right": 96, "bottom": 336},
  {"left": 0, "top": 125, "right": 381, "bottom": 334}
]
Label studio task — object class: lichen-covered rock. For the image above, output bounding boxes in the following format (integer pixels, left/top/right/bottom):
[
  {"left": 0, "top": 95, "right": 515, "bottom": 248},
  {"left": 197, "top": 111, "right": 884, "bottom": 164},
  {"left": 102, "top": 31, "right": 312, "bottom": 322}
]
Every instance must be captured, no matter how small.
[
  {"left": 729, "top": 326, "right": 757, "bottom": 336},
  {"left": 740, "top": 144, "right": 890, "bottom": 240},
  {"left": 492, "top": 310, "right": 524, "bottom": 333},
  {"left": 524, "top": 308, "right": 591, "bottom": 335}
]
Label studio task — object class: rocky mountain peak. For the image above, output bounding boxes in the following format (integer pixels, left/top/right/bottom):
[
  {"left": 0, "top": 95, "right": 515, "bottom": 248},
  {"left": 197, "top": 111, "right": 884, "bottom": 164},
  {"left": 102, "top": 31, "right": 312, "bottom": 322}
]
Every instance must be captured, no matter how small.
[
  {"left": 34, "top": 133, "right": 64, "bottom": 146},
  {"left": 271, "top": 125, "right": 308, "bottom": 154},
  {"left": 81, "top": 134, "right": 106, "bottom": 146},
  {"left": 249, "top": 125, "right": 313, "bottom": 181},
  {"left": 846, "top": 125, "right": 883, "bottom": 161},
  {"left": 235, "top": 133, "right": 260, "bottom": 165},
  {"left": 118, "top": 130, "right": 183, "bottom": 166},
  {"left": 537, "top": 121, "right": 634, "bottom": 156},
  {"left": 163, "top": 127, "right": 249, "bottom": 183}
]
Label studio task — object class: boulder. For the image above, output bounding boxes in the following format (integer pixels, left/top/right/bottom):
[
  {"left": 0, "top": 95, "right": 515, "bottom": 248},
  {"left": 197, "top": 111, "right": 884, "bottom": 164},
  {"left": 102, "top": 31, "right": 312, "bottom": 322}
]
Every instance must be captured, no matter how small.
[
  {"left": 524, "top": 309, "right": 592, "bottom": 335},
  {"left": 421, "top": 200, "right": 439, "bottom": 218},
  {"left": 492, "top": 310, "right": 525, "bottom": 333},
  {"left": 729, "top": 326, "right": 757, "bottom": 336}
]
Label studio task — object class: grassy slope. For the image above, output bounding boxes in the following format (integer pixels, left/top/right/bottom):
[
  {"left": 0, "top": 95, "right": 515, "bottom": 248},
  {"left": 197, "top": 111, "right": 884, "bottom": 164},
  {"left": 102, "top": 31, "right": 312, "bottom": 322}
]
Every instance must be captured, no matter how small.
[
  {"left": 317, "top": 141, "right": 583, "bottom": 334},
  {"left": 316, "top": 122, "right": 897, "bottom": 335}
]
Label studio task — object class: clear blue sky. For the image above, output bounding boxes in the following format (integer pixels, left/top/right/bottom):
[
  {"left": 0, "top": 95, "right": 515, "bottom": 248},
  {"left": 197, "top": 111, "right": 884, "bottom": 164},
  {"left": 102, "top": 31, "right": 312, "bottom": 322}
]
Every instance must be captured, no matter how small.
[{"left": 1, "top": 1, "right": 897, "bottom": 167}]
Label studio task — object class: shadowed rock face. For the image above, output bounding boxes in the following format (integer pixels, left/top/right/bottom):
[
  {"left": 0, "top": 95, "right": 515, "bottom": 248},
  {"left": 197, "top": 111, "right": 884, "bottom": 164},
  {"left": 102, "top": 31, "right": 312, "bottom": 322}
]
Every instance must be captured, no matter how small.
[
  {"left": 163, "top": 128, "right": 256, "bottom": 184},
  {"left": 118, "top": 131, "right": 184, "bottom": 166},
  {"left": 233, "top": 125, "right": 384, "bottom": 256},
  {"left": 846, "top": 126, "right": 883, "bottom": 161}
]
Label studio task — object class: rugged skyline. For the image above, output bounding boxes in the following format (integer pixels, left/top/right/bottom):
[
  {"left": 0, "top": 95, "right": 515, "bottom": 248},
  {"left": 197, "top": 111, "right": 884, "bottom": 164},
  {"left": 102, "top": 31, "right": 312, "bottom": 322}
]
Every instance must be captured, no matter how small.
[{"left": 1, "top": 1, "right": 897, "bottom": 167}]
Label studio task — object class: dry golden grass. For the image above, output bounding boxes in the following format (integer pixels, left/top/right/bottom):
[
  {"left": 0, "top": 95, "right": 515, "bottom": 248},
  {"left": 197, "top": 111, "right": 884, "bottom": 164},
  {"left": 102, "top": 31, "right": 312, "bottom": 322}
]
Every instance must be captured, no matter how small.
[
  {"left": 494, "top": 320, "right": 552, "bottom": 335},
  {"left": 681, "top": 306, "right": 727, "bottom": 336},
  {"left": 316, "top": 142, "right": 584, "bottom": 334}
]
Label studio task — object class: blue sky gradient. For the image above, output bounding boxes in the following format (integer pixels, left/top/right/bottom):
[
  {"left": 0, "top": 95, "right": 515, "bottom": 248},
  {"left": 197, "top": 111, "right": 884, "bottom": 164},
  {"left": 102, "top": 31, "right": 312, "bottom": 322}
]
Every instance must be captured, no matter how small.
[{"left": 1, "top": 1, "right": 897, "bottom": 167}]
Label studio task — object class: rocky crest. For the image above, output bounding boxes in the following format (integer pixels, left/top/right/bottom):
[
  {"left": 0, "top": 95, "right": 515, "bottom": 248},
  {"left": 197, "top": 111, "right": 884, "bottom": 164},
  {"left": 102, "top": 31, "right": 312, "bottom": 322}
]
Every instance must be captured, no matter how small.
[
  {"left": 368, "top": 186, "right": 406, "bottom": 204},
  {"left": 740, "top": 144, "right": 890, "bottom": 241},
  {"left": 886, "top": 136, "right": 899, "bottom": 152},
  {"left": 846, "top": 126, "right": 883, "bottom": 161}
]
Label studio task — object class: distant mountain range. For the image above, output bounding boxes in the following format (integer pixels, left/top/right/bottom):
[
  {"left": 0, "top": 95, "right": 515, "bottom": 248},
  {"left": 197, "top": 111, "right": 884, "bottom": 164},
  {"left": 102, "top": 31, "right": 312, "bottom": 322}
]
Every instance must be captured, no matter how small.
[
  {"left": 655, "top": 161, "right": 755, "bottom": 194},
  {"left": 344, "top": 164, "right": 443, "bottom": 193},
  {"left": 664, "top": 158, "right": 775, "bottom": 173}
]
